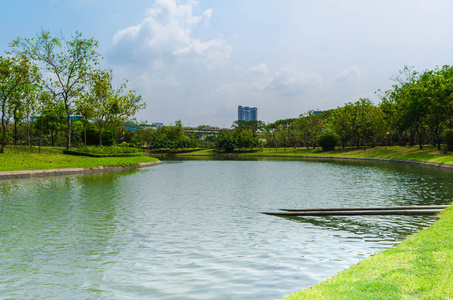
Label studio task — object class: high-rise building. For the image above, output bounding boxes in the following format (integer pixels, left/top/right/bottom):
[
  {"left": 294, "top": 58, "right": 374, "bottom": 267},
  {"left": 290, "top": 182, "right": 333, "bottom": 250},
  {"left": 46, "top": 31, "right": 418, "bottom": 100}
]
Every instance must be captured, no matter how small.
[{"left": 238, "top": 105, "right": 258, "bottom": 121}]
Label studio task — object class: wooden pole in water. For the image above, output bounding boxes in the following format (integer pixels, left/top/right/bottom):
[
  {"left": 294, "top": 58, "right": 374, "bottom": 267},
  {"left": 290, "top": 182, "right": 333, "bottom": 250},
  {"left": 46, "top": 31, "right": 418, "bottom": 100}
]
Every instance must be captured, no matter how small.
[
  {"left": 262, "top": 208, "right": 444, "bottom": 216},
  {"left": 280, "top": 205, "right": 450, "bottom": 212}
]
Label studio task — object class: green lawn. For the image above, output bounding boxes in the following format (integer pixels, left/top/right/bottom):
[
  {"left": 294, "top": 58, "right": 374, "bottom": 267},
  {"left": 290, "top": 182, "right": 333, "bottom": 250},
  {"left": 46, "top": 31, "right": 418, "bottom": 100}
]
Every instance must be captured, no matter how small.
[
  {"left": 284, "top": 206, "right": 453, "bottom": 299},
  {"left": 0, "top": 146, "right": 159, "bottom": 171},
  {"left": 168, "top": 145, "right": 453, "bottom": 166}
]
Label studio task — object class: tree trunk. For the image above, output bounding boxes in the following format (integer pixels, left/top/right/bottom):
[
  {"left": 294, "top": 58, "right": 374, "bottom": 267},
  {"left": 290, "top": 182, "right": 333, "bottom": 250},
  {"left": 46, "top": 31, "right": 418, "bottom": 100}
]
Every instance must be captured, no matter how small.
[
  {"left": 1, "top": 118, "right": 6, "bottom": 154},
  {"left": 66, "top": 110, "right": 71, "bottom": 150},
  {"left": 99, "top": 125, "right": 103, "bottom": 146},
  {"left": 1, "top": 100, "right": 7, "bottom": 153},
  {"left": 13, "top": 110, "right": 17, "bottom": 146}
]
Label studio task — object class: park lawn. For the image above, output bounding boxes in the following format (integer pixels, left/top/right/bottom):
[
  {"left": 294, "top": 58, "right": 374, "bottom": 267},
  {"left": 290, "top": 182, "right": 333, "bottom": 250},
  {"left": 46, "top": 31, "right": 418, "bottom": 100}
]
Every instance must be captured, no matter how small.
[
  {"left": 0, "top": 146, "right": 159, "bottom": 171},
  {"left": 172, "top": 145, "right": 453, "bottom": 166},
  {"left": 283, "top": 206, "right": 453, "bottom": 300}
]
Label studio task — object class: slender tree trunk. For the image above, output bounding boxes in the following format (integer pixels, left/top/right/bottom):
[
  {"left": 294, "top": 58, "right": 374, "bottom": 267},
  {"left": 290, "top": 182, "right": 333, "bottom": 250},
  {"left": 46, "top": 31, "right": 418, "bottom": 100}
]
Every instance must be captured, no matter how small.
[
  {"left": 39, "top": 113, "right": 43, "bottom": 153},
  {"left": 1, "top": 100, "right": 7, "bottom": 154},
  {"left": 13, "top": 112, "right": 17, "bottom": 146},
  {"left": 99, "top": 124, "right": 103, "bottom": 146},
  {"left": 26, "top": 113, "right": 30, "bottom": 147},
  {"left": 66, "top": 106, "right": 71, "bottom": 150},
  {"left": 1, "top": 119, "right": 6, "bottom": 154}
]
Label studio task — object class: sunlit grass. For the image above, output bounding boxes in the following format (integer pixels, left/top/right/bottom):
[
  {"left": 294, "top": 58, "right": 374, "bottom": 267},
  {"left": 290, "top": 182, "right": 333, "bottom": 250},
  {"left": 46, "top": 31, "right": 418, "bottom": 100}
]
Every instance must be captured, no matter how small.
[
  {"left": 169, "top": 145, "right": 453, "bottom": 166},
  {"left": 0, "top": 146, "right": 158, "bottom": 171},
  {"left": 283, "top": 206, "right": 453, "bottom": 299}
]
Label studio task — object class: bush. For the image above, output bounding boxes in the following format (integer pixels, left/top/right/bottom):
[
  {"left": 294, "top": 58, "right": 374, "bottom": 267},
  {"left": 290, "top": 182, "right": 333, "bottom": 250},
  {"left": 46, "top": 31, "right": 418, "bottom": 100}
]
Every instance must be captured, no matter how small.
[
  {"left": 444, "top": 129, "right": 453, "bottom": 151},
  {"left": 85, "top": 126, "right": 116, "bottom": 146},
  {"left": 318, "top": 132, "right": 339, "bottom": 151},
  {"left": 64, "top": 145, "right": 141, "bottom": 157}
]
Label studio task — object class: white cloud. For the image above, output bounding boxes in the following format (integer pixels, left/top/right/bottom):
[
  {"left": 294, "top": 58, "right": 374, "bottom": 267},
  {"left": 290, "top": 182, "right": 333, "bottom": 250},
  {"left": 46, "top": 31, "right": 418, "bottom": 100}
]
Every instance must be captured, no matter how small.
[
  {"left": 172, "top": 38, "right": 232, "bottom": 69},
  {"left": 334, "top": 66, "right": 361, "bottom": 82},
  {"left": 247, "top": 63, "right": 269, "bottom": 75},
  {"left": 267, "top": 66, "right": 322, "bottom": 95},
  {"left": 109, "top": 0, "right": 231, "bottom": 69}
]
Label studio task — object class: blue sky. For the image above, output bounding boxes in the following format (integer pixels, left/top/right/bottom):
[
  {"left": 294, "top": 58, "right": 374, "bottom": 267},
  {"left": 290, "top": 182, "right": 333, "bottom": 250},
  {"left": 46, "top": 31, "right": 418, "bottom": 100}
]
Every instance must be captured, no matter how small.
[{"left": 1, "top": 0, "right": 452, "bottom": 127}]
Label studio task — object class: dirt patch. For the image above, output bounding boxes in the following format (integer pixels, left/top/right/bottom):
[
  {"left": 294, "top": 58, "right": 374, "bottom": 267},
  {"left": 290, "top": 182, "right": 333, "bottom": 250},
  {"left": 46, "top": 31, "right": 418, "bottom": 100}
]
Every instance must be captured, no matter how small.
[{"left": 428, "top": 150, "right": 444, "bottom": 155}]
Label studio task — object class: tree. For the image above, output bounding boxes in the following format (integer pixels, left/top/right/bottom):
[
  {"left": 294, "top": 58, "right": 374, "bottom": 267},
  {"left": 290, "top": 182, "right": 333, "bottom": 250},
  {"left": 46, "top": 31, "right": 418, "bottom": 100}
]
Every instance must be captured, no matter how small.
[
  {"left": 331, "top": 105, "right": 354, "bottom": 148},
  {"left": 0, "top": 55, "right": 40, "bottom": 153},
  {"left": 318, "top": 132, "right": 339, "bottom": 151},
  {"left": 81, "top": 69, "right": 146, "bottom": 146},
  {"left": 34, "top": 101, "right": 66, "bottom": 147},
  {"left": 12, "top": 30, "right": 101, "bottom": 150}
]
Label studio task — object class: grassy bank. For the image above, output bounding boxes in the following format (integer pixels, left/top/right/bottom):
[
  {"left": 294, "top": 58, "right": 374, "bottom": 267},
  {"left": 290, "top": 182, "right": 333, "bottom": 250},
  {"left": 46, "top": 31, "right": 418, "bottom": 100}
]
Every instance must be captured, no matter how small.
[
  {"left": 0, "top": 146, "right": 159, "bottom": 171},
  {"left": 156, "top": 145, "right": 453, "bottom": 166},
  {"left": 284, "top": 206, "right": 453, "bottom": 299}
]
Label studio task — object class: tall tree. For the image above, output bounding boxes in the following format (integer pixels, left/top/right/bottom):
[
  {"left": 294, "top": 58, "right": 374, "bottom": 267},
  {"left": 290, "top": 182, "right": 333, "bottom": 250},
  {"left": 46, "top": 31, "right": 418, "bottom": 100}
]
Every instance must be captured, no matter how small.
[
  {"left": 0, "top": 55, "right": 40, "bottom": 153},
  {"left": 12, "top": 30, "right": 101, "bottom": 150},
  {"left": 81, "top": 69, "right": 145, "bottom": 146}
]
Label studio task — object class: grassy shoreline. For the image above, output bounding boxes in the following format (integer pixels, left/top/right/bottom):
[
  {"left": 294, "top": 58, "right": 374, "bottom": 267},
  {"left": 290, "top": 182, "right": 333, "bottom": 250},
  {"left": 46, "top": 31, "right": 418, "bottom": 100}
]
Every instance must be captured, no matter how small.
[
  {"left": 0, "top": 146, "right": 159, "bottom": 172},
  {"left": 150, "top": 145, "right": 453, "bottom": 299},
  {"left": 283, "top": 206, "right": 453, "bottom": 299},
  {"left": 152, "top": 145, "right": 453, "bottom": 166}
]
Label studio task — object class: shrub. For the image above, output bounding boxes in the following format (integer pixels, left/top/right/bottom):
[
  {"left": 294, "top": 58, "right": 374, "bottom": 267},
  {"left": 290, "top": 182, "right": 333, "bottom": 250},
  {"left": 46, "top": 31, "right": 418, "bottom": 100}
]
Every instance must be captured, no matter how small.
[
  {"left": 64, "top": 145, "right": 141, "bottom": 157},
  {"left": 318, "top": 132, "right": 339, "bottom": 151},
  {"left": 444, "top": 129, "right": 453, "bottom": 151},
  {"left": 85, "top": 126, "right": 115, "bottom": 146}
]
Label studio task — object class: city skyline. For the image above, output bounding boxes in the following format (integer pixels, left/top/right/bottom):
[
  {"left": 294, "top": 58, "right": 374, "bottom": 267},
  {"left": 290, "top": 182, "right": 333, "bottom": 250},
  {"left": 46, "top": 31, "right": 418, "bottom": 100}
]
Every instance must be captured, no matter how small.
[{"left": 238, "top": 105, "right": 258, "bottom": 122}]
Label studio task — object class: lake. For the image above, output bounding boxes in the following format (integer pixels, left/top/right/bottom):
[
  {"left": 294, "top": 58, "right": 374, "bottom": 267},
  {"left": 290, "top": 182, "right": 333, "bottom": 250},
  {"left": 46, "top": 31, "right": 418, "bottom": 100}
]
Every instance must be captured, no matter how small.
[{"left": 1, "top": 158, "right": 452, "bottom": 299}]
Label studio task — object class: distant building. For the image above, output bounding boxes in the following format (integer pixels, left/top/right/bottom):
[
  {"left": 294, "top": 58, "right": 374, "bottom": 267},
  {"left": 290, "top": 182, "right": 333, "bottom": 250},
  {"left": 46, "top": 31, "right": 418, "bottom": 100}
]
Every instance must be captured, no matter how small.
[
  {"left": 313, "top": 110, "right": 325, "bottom": 115},
  {"left": 238, "top": 105, "right": 258, "bottom": 121},
  {"left": 30, "top": 115, "right": 82, "bottom": 121},
  {"left": 122, "top": 122, "right": 164, "bottom": 131}
]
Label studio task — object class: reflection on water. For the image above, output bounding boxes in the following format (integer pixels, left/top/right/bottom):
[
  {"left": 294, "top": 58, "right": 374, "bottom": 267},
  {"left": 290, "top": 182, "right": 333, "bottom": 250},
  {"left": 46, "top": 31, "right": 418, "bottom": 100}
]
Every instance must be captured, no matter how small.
[{"left": 0, "top": 159, "right": 452, "bottom": 299}]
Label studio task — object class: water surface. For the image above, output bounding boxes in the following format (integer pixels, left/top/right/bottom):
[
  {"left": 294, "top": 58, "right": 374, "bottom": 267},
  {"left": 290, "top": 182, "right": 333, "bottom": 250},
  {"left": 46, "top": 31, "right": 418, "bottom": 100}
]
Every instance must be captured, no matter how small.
[{"left": 0, "top": 159, "right": 452, "bottom": 299}]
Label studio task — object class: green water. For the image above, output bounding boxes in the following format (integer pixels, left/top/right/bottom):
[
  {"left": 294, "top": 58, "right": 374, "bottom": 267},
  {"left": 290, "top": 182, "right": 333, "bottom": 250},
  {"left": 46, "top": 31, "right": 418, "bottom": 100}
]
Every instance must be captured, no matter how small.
[{"left": 0, "top": 159, "right": 452, "bottom": 299}]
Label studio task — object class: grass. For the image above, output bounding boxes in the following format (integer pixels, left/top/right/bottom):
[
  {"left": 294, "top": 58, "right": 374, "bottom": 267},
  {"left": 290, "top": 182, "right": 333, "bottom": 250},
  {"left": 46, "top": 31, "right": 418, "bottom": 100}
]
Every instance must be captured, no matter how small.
[
  {"left": 0, "top": 146, "right": 159, "bottom": 172},
  {"left": 163, "top": 145, "right": 453, "bottom": 166},
  {"left": 283, "top": 206, "right": 453, "bottom": 299}
]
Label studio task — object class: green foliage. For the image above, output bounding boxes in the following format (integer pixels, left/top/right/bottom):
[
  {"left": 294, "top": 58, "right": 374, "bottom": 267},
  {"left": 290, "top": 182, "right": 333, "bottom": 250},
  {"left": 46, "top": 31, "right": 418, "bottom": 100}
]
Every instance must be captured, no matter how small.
[
  {"left": 85, "top": 125, "right": 115, "bottom": 146},
  {"left": 444, "top": 129, "right": 453, "bottom": 151},
  {"left": 0, "top": 54, "right": 41, "bottom": 152},
  {"left": 318, "top": 132, "right": 339, "bottom": 151},
  {"left": 64, "top": 145, "right": 140, "bottom": 157},
  {"left": 214, "top": 129, "right": 259, "bottom": 152},
  {"left": 79, "top": 68, "right": 146, "bottom": 146},
  {"left": 12, "top": 30, "right": 102, "bottom": 150},
  {"left": 148, "top": 121, "right": 197, "bottom": 150}
]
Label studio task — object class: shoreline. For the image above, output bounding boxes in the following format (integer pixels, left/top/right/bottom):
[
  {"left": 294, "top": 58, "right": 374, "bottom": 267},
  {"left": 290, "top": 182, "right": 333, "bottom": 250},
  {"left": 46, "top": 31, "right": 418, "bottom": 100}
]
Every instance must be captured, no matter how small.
[
  {"left": 0, "top": 161, "right": 162, "bottom": 180},
  {"left": 168, "top": 152, "right": 453, "bottom": 171}
]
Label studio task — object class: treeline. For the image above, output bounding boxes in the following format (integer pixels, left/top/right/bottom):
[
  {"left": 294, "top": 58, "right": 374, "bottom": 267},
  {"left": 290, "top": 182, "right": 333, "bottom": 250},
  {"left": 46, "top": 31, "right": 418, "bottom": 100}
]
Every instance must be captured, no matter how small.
[
  {"left": 0, "top": 30, "right": 145, "bottom": 153},
  {"left": 213, "top": 65, "right": 453, "bottom": 152},
  {"left": 136, "top": 65, "right": 453, "bottom": 153}
]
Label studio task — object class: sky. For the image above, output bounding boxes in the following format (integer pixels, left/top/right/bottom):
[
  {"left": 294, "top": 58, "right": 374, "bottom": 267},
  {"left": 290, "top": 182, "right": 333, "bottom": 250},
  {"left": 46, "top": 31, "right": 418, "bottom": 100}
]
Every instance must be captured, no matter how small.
[{"left": 1, "top": 0, "right": 452, "bottom": 128}]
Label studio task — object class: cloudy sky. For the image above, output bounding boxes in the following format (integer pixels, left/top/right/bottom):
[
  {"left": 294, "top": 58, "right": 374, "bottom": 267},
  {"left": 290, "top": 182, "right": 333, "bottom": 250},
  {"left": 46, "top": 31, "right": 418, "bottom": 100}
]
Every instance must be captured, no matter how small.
[{"left": 1, "top": 0, "right": 452, "bottom": 127}]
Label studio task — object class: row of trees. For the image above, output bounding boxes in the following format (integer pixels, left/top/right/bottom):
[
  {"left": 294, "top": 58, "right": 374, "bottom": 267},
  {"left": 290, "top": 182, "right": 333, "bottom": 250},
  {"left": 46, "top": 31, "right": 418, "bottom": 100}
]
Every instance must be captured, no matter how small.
[
  {"left": 122, "top": 65, "right": 453, "bottom": 153},
  {"left": 239, "top": 65, "right": 453, "bottom": 152},
  {"left": 0, "top": 30, "right": 145, "bottom": 153}
]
